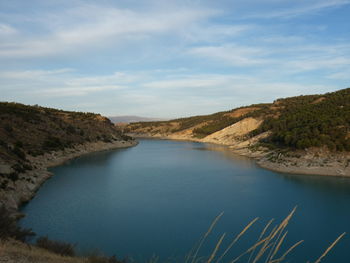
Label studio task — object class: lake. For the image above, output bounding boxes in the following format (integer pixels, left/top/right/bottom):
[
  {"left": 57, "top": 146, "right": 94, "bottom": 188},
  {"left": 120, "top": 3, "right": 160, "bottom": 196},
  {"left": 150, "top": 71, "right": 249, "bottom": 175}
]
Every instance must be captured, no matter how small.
[{"left": 20, "top": 139, "right": 350, "bottom": 262}]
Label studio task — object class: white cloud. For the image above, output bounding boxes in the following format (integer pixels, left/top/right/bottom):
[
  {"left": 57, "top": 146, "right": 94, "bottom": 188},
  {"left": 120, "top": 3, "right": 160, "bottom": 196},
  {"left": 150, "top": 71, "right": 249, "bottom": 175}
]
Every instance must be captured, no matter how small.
[
  {"left": 327, "top": 70, "right": 350, "bottom": 80},
  {"left": 188, "top": 45, "right": 267, "bottom": 66},
  {"left": 143, "top": 74, "right": 240, "bottom": 89},
  {"left": 179, "top": 24, "right": 254, "bottom": 43},
  {"left": 0, "top": 23, "right": 17, "bottom": 36},
  {"left": 0, "top": 4, "right": 217, "bottom": 58},
  {"left": 36, "top": 85, "right": 126, "bottom": 97},
  {"left": 186, "top": 41, "right": 350, "bottom": 75},
  {"left": 0, "top": 69, "right": 132, "bottom": 97},
  {"left": 285, "top": 57, "right": 350, "bottom": 72},
  {"left": 245, "top": 0, "right": 350, "bottom": 19},
  {"left": 0, "top": 68, "right": 74, "bottom": 79}
]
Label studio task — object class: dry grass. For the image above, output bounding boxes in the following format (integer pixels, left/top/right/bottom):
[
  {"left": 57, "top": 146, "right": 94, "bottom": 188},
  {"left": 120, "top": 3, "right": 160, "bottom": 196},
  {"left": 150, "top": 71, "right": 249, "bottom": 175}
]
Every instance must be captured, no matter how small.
[
  {"left": 0, "top": 239, "right": 85, "bottom": 263},
  {"left": 186, "top": 207, "right": 345, "bottom": 263}
]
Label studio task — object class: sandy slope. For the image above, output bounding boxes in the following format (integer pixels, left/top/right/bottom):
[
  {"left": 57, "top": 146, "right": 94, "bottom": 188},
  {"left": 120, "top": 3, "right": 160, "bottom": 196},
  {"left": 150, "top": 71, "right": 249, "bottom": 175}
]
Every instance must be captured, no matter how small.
[{"left": 202, "top": 117, "right": 263, "bottom": 145}]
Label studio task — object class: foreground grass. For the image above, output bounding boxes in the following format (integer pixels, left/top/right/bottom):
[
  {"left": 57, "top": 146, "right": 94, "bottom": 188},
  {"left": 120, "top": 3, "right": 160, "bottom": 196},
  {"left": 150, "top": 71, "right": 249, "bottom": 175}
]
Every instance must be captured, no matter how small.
[
  {"left": 184, "top": 207, "right": 345, "bottom": 263},
  {"left": 0, "top": 239, "right": 84, "bottom": 263}
]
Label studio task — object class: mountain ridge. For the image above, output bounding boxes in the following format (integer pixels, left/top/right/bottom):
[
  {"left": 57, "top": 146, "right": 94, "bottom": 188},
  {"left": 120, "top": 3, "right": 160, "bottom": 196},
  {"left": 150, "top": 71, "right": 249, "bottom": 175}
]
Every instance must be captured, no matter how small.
[{"left": 108, "top": 115, "right": 167, "bottom": 124}]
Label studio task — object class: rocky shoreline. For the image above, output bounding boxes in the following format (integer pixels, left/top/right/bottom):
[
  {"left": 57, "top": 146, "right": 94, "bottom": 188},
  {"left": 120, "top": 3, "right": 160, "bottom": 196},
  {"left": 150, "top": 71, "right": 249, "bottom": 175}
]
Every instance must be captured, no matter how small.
[
  {"left": 130, "top": 133, "right": 350, "bottom": 178},
  {"left": 0, "top": 139, "right": 138, "bottom": 214}
]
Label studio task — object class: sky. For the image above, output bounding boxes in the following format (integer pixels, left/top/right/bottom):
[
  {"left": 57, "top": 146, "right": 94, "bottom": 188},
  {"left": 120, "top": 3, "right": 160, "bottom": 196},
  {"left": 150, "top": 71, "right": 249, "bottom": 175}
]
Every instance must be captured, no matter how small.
[{"left": 0, "top": 0, "right": 349, "bottom": 118}]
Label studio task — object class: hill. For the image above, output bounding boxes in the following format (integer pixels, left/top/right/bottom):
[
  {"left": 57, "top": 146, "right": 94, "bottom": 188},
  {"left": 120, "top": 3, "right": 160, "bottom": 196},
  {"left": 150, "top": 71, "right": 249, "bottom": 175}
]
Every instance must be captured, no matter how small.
[
  {"left": 108, "top": 115, "right": 167, "bottom": 124},
  {"left": 126, "top": 88, "right": 350, "bottom": 176},
  {"left": 0, "top": 102, "right": 136, "bottom": 212}
]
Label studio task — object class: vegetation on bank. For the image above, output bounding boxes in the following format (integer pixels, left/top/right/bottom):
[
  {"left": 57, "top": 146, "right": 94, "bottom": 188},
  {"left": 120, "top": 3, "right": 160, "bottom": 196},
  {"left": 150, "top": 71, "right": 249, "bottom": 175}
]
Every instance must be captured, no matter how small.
[
  {"left": 0, "top": 102, "right": 123, "bottom": 156},
  {"left": 127, "top": 88, "right": 350, "bottom": 152},
  {"left": 251, "top": 88, "right": 350, "bottom": 151}
]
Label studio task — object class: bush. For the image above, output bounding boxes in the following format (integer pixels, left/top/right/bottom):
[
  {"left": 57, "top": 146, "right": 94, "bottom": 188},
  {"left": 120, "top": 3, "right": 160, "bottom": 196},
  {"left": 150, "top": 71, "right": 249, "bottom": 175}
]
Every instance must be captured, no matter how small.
[
  {"left": 0, "top": 206, "right": 35, "bottom": 242},
  {"left": 66, "top": 125, "right": 76, "bottom": 134},
  {"left": 8, "top": 172, "right": 19, "bottom": 182},
  {"left": 4, "top": 124, "right": 13, "bottom": 133},
  {"left": 12, "top": 145, "right": 26, "bottom": 159},
  {"left": 102, "top": 135, "right": 112, "bottom": 143},
  {"left": 121, "top": 135, "right": 133, "bottom": 141},
  {"left": 42, "top": 136, "right": 64, "bottom": 151},
  {"left": 1, "top": 179, "right": 9, "bottom": 189},
  {"left": 15, "top": 141, "right": 23, "bottom": 148},
  {"left": 12, "top": 163, "right": 25, "bottom": 173},
  {"left": 36, "top": 236, "right": 76, "bottom": 257}
]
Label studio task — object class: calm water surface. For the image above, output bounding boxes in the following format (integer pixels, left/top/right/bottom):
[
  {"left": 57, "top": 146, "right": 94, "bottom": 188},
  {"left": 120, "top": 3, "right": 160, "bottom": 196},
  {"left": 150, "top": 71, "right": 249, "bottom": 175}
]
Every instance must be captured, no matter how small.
[{"left": 20, "top": 139, "right": 350, "bottom": 262}]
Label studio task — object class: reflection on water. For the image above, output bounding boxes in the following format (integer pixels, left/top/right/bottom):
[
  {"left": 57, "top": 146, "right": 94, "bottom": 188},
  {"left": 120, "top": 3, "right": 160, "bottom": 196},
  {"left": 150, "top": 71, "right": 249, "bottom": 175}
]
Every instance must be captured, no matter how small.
[
  {"left": 190, "top": 142, "right": 255, "bottom": 168},
  {"left": 20, "top": 139, "right": 350, "bottom": 263},
  {"left": 280, "top": 173, "right": 350, "bottom": 195}
]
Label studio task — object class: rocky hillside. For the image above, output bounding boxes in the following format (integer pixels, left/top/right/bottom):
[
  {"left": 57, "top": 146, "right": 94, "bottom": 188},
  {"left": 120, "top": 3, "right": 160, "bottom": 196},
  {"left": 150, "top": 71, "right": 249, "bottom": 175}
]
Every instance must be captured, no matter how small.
[
  {"left": 126, "top": 88, "right": 350, "bottom": 176},
  {"left": 0, "top": 102, "right": 136, "bottom": 212}
]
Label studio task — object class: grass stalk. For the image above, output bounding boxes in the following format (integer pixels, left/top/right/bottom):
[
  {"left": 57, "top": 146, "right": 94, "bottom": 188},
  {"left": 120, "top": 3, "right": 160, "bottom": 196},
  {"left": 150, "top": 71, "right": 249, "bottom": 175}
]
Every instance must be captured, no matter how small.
[
  {"left": 189, "top": 212, "right": 224, "bottom": 263},
  {"left": 216, "top": 217, "right": 259, "bottom": 263},
  {"left": 207, "top": 233, "right": 226, "bottom": 263},
  {"left": 313, "top": 232, "right": 346, "bottom": 263}
]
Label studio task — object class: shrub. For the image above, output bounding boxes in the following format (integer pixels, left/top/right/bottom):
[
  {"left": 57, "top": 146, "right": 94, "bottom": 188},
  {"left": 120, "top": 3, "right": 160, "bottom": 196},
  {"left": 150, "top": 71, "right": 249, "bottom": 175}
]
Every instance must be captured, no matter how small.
[
  {"left": 12, "top": 163, "right": 25, "bottom": 173},
  {"left": 42, "top": 136, "right": 64, "bottom": 151},
  {"left": 121, "top": 135, "right": 133, "bottom": 141},
  {"left": 0, "top": 206, "right": 35, "bottom": 242},
  {"left": 4, "top": 124, "right": 13, "bottom": 133},
  {"left": 12, "top": 145, "right": 26, "bottom": 159},
  {"left": 102, "top": 135, "right": 112, "bottom": 143},
  {"left": 66, "top": 125, "right": 76, "bottom": 134},
  {"left": 36, "top": 236, "right": 76, "bottom": 257},
  {"left": 15, "top": 141, "right": 23, "bottom": 148},
  {"left": 1, "top": 179, "right": 9, "bottom": 189},
  {"left": 8, "top": 172, "right": 19, "bottom": 182}
]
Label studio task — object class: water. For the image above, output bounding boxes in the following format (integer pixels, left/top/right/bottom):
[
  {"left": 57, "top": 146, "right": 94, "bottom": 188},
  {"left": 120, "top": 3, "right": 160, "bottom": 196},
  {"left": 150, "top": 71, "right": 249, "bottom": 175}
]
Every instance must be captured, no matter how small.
[{"left": 20, "top": 139, "right": 350, "bottom": 262}]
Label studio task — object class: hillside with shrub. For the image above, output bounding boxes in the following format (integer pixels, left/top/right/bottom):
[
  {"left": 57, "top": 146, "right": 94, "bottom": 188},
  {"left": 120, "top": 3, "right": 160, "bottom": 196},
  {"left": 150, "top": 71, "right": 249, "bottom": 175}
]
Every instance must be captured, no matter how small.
[
  {"left": 0, "top": 102, "right": 131, "bottom": 169},
  {"left": 127, "top": 88, "right": 350, "bottom": 152}
]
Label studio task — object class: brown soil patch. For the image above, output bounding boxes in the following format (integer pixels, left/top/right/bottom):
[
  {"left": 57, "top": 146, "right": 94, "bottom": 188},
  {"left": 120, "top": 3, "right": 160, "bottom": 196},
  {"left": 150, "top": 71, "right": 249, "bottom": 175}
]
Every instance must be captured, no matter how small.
[
  {"left": 224, "top": 107, "right": 259, "bottom": 118},
  {"left": 311, "top": 97, "right": 326, "bottom": 104}
]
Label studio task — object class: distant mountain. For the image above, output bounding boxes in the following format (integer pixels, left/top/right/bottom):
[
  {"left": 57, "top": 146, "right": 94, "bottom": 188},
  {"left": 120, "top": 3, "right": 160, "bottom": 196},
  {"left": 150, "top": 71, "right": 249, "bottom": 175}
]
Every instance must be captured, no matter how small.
[{"left": 108, "top": 115, "right": 167, "bottom": 124}]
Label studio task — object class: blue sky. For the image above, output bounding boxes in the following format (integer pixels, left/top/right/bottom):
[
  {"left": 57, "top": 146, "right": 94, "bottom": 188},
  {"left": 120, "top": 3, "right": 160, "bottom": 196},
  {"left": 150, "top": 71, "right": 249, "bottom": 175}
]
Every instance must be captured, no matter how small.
[{"left": 0, "top": 0, "right": 349, "bottom": 118}]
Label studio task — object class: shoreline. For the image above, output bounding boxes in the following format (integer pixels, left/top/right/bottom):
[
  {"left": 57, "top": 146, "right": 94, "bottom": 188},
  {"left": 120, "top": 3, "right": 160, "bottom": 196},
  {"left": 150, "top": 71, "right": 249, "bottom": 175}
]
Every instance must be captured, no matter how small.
[
  {"left": 130, "top": 133, "right": 350, "bottom": 178},
  {"left": 0, "top": 139, "right": 138, "bottom": 213}
]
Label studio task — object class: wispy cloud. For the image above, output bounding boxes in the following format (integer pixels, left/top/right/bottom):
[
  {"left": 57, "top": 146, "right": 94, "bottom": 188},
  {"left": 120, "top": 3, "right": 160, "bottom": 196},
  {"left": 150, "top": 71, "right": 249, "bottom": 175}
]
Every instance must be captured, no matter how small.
[
  {"left": 0, "top": 23, "right": 17, "bottom": 36},
  {"left": 188, "top": 45, "right": 267, "bottom": 66},
  {"left": 0, "top": 69, "right": 131, "bottom": 98},
  {"left": 0, "top": 4, "right": 217, "bottom": 58},
  {"left": 244, "top": 0, "right": 350, "bottom": 19}
]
